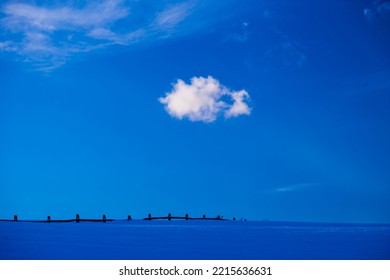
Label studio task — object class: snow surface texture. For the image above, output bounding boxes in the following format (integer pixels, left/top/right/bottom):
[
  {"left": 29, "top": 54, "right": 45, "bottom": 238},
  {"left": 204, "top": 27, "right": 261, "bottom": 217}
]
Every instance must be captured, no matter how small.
[{"left": 0, "top": 221, "right": 389, "bottom": 260}]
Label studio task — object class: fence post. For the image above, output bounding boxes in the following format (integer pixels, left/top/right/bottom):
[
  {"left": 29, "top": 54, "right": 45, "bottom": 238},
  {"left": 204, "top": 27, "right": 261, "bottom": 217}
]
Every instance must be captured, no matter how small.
[
  {"left": 13, "top": 215, "right": 18, "bottom": 221},
  {"left": 148, "top": 213, "right": 152, "bottom": 220},
  {"left": 102, "top": 214, "right": 106, "bottom": 223},
  {"left": 185, "top": 213, "right": 189, "bottom": 220},
  {"left": 203, "top": 214, "right": 206, "bottom": 219},
  {"left": 76, "top": 214, "right": 80, "bottom": 223},
  {"left": 47, "top": 216, "right": 51, "bottom": 223},
  {"left": 168, "top": 213, "right": 171, "bottom": 221}
]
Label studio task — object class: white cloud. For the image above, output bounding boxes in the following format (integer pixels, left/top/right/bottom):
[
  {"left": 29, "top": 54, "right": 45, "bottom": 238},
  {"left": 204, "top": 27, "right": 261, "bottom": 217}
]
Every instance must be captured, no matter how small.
[
  {"left": 225, "top": 90, "right": 251, "bottom": 118},
  {"left": 159, "top": 76, "right": 251, "bottom": 122}
]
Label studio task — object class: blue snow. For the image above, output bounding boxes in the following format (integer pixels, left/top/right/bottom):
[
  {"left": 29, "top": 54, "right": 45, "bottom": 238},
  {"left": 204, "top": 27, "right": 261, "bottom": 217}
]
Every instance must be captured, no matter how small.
[{"left": 0, "top": 220, "right": 389, "bottom": 260}]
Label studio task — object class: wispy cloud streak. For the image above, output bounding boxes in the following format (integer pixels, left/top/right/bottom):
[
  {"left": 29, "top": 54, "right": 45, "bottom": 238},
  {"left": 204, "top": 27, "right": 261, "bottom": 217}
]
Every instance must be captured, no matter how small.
[
  {"left": 153, "top": 1, "right": 195, "bottom": 29},
  {"left": 0, "top": 0, "right": 133, "bottom": 70},
  {"left": 260, "top": 183, "right": 323, "bottom": 194},
  {"left": 0, "top": 0, "right": 226, "bottom": 70},
  {"left": 364, "top": 0, "right": 390, "bottom": 20}
]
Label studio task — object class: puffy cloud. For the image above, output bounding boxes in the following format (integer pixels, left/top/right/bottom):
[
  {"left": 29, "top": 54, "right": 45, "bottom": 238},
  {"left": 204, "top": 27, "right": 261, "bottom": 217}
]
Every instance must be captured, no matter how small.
[
  {"left": 159, "top": 76, "right": 251, "bottom": 122},
  {"left": 224, "top": 90, "right": 251, "bottom": 118}
]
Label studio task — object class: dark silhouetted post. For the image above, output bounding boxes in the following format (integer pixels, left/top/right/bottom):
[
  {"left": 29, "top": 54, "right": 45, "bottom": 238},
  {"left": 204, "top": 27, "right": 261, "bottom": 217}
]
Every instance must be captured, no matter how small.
[
  {"left": 102, "top": 214, "right": 106, "bottom": 223},
  {"left": 217, "top": 215, "right": 221, "bottom": 220},
  {"left": 148, "top": 213, "right": 152, "bottom": 220},
  {"left": 185, "top": 213, "right": 189, "bottom": 220},
  {"left": 168, "top": 213, "right": 172, "bottom": 221},
  {"left": 203, "top": 214, "right": 206, "bottom": 219},
  {"left": 127, "top": 215, "right": 132, "bottom": 220},
  {"left": 233, "top": 217, "right": 236, "bottom": 221},
  {"left": 76, "top": 214, "right": 80, "bottom": 223},
  {"left": 13, "top": 215, "right": 18, "bottom": 221},
  {"left": 47, "top": 216, "right": 51, "bottom": 222}
]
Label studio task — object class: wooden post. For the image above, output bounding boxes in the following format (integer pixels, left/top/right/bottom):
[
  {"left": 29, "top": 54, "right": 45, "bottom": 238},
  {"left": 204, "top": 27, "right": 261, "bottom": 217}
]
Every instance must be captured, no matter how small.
[
  {"left": 168, "top": 213, "right": 172, "bottom": 221},
  {"left": 76, "top": 214, "right": 80, "bottom": 223},
  {"left": 217, "top": 215, "right": 221, "bottom": 220},
  {"left": 203, "top": 214, "right": 206, "bottom": 219},
  {"left": 47, "top": 216, "right": 51, "bottom": 222},
  {"left": 233, "top": 217, "right": 236, "bottom": 221},
  {"left": 13, "top": 215, "right": 18, "bottom": 221},
  {"left": 127, "top": 215, "right": 132, "bottom": 220},
  {"left": 185, "top": 213, "right": 189, "bottom": 220},
  {"left": 148, "top": 213, "right": 152, "bottom": 220},
  {"left": 102, "top": 214, "right": 106, "bottom": 223}
]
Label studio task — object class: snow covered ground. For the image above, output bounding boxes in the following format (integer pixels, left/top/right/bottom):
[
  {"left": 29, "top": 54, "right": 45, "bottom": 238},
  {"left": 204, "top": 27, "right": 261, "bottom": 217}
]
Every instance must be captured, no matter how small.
[{"left": 0, "top": 220, "right": 389, "bottom": 260}]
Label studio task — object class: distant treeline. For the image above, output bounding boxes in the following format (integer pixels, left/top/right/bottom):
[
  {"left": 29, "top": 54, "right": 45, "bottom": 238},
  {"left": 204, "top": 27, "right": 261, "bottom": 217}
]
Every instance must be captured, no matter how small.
[{"left": 0, "top": 213, "right": 245, "bottom": 223}]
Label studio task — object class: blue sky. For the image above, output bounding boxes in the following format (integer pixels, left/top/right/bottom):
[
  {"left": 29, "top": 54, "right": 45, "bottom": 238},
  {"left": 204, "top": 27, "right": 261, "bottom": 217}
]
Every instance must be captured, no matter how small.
[{"left": 0, "top": 0, "right": 389, "bottom": 223}]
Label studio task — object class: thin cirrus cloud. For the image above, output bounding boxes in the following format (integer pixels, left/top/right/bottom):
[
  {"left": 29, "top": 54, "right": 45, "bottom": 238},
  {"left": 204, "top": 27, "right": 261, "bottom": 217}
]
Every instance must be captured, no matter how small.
[
  {"left": 364, "top": 0, "right": 390, "bottom": 20},
  {"left": 258, "top": 183, "right": 323, "bottom": 195},
  {"left": 0, "top": 0, "right": 219, "bottom": 71},
  {"left": 0, "top": 0, "right": 131, "bottom": 70},
  {"left": 153, "top": 2, "right": 196, "bottom": 30},
  {"left": 275, "top": 183, "right": 323, "bottom": 193},
  {"left": 159, "top": 76, "right": 251, "bottom": 122}
]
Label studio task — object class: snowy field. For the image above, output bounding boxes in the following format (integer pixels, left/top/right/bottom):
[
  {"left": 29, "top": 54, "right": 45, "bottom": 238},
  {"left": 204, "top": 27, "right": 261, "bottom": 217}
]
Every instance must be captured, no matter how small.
[{"left": 0, "top": 220, "right": 389, "bottom": 260}]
